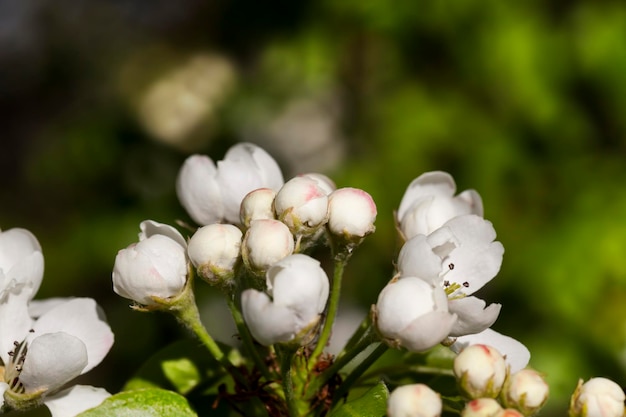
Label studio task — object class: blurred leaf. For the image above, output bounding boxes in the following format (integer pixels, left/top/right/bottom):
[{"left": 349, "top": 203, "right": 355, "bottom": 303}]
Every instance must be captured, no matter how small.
[
  {"left": 330, "top": 381, "right": 389, "bottom": 417},
  {"left": 77, "top": 388, "right": 197, "bottom": 417}
]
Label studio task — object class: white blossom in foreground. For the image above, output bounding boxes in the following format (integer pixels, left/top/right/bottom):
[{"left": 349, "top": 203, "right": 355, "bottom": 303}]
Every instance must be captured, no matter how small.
[
  {"left": 569, "top": 377, "right": 625, "bottom": 417},
  {"left": 327, "top": 187, "right": 377, "bottom": 241},
  {"left": 501, "top": 368, "right": 549, "bottom": 415},
  {"left": 188, "top": 223, "right": 242, "bottom": 285},
  {"left": 0, "top": 297, "right": 114, "bottom": 417},
  {"left": 112, "top": 220, "right": 188, "bottom": 306},
  {"left": 274, "top": 176, "right": 329, "bottom": 236},
  {"left": 396, "top": 171, "right": 483, "bottom": 240},
  {"left": 461, "top": 398, "right": 503, "bottom": 417},
  {"left": 240, "top": 188, "right": 277, "bottom": 228},
  {"left": 241, "top": 219, "right": 294, "bottom": 275},
  {"left": 454, "top": 344, "right": 507, "bottom": 399},
  {"left": 387, "top": 383, "right": 442, "bottom": 417},
  {"left": 397, "top": 215, "right": 503, "bottom": 337},
  {"left": 451, "top": 329, "right": 531, "bottom": 373},
  {"left": 0, "top": 228, "right": 44, "bottom": 300},
  {"left": 176, "top": 142, "right": 284, "bottom": 225},
  {"left": 375, "top": 277, "right": 457, "bottom": 352},
  {"left": 241, "top": 254, "right": 329, "bottom": 346}
]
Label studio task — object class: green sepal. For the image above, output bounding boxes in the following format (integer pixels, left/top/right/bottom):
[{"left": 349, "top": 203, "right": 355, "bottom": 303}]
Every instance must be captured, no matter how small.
[
  {"left": 76, "top": 388, "right": 198, "bottom": 417},
  {"left": 329, "top": 381, "right": 389, "bottom": 417}
]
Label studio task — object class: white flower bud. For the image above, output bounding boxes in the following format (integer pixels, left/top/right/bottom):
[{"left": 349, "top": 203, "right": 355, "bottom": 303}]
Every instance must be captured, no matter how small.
[
  {"left": 396, "top": 171, "right": 483, "bottom": 240},
  {"left": 112, "top": 220, "right": 187, "bottom": 306},
  {"left": 495, "top": 409, "right": 524, "bottom": 417},
  {"left": 375, "top": 276, "right": 457, "bottom": 352},
  {"left": 454, "top": 344, "right": 507, "bottom": 399},
  {"left": 298, "top": 173, "right": 336, "bottom": 195},
  {"left": 241, "top": 254, "right": 329, "bottom": 346},
  {"left": 461, "top": 398, "right": 503, "bottom": 417},
  {"left": 187, "top": 224, "right": 242, "bottom": 286},
  {"left": 274, "top": 176, "right": 329, "bottom": 235},
  {"left": 0, "top": 227, "right": 44, "bottom": 299},
  {"left": 387, "top": 384, "right": 442, "bottom": 417},
  {"left": 569, "top": 377, "right": 625, "bottom": 417},
  {"left": 176, "top": 154, "right": 223, "bottom": 226},
  {"left": 240, "top": 188, "right": 277, "bottom": 228},
  {"left": 327, "top": 187, "right": 377, "bottom": 240},
  {"left": 501, "top": 369, "right": 549, "bottom": 415},
  {"left": 242, "top": 219, "right": 294, "bottom": 274}
]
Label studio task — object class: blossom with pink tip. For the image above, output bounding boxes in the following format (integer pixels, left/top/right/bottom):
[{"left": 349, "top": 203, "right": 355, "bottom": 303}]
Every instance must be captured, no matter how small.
[{"left": 327, "top": 187, "right": 377, "bottom": 241}]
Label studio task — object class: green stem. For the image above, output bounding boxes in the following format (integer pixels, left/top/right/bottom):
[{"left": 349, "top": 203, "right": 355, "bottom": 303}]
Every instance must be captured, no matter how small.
[
  {"left": 226, "top": 293, "right": 273, "bottom": 381},
  {"left": 335, "top": 313, "right": 372, "bottom": 361},
  {"left": 310, "top": 254, "right": 346, "bottom": 366},
  {"left": 331, "top": 342, "right": 389, "bottom": 405},
  {"left": 360, "top": 364, "right": 455, "bottom": 382},
  {"left": 278, "top": 346, "right": 300, "bottom": 417}
]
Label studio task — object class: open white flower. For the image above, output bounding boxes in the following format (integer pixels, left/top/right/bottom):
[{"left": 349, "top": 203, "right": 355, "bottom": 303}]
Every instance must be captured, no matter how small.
[
  {"left": 396, "top": 171, "right": 483, "bottom": 240},
  {"left": 0, "top": 297, "right": 114, "bottom": 416},
  {"left": 0, "top": 228, "right": 44, "bottom": 301},
  {"left": 241, "top": 254, "right": 329, "bottom": 346},
  {"left": 176, "top": 142, "right": 284, "bottom": 225},
  {"left": 375, "top": 277, "right": 457, "bottom": 352},
  {"left": 397, "top": 215, "right": 504, "bottom": 337}
]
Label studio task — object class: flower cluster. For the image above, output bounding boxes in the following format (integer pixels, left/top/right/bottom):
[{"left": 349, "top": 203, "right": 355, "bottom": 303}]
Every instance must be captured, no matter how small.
[
  {"left": 374, "top": 171, "right": 529, "bottom": 370},
  {"left": 0, "top": 228, "right": 114, "bottom": 417}
]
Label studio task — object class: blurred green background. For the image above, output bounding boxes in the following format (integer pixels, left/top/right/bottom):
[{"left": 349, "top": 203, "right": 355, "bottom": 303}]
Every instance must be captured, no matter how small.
[{"left": 2, "top": 0, "right": 626, "bottom": 415}]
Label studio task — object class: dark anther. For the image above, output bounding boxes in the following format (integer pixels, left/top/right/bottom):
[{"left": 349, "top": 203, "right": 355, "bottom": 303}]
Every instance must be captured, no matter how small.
[
  {"left": 448, "top": 263, "right": 455, "bottom": 270},
  {"left": 443, "top": 280, "right": 450, "bottom": 287},
  {"left": 462, "top": 282, "right": 469, "bottom": 287},
  {"left": 29, "top": 329, "right": 35, "bottom": 333}
]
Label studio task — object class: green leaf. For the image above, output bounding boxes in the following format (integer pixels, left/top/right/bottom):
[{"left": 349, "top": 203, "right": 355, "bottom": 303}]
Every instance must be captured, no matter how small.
[
  {"left": 123, "top": 339, "right": 236, "bottom": 395},
  {"left": 76, "top": 388, "right": 198, "bottom": 417},
  {"left": 330, "top": 381, "right": 389, "bottom": 417}
]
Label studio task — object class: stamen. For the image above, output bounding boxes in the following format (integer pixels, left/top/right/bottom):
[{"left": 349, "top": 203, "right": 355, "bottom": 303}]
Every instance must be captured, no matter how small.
[
  {"left": 462, "top": 281, "right": 469, "bottom": 288},
  {"left": 448, "top": 263, "right": 454, "bottom": 270}
]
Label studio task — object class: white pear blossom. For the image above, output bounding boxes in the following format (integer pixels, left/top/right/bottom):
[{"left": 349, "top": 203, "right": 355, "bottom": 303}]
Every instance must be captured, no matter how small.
[
  {"left": 176, "top": 142, "right": 284, "bottom": 225},
  {"left": 387, "top": 383, "right": 442, "bottom": 417},
  {"left": 396, "top": 171, "right": 483, "bottom": 240},
  {"left": 240, "top": 188, "right": 277, "bottom": 228},
  {"left": 241, "top": 219, "right": 294, "bottom": 275},
  {"left": 274, "top": 176, "right": 329, "bottom": 236},
  {"left": 454, "top": 344, "right": 507, "bottom": 399},
  {"left": 397, "top": 215, "right": 504, "bottom": 337},
  {"left": 501, "top": 368, "right": 549, "bottom": 415},
  {"left": 451, "top": 329, "right": 531, "bottom": 373},
  {"left": 0, "top": 228, "right": 44, "bottom": 301},
  {"left": 327, "top": 187, "right": 377, "bottom": 240},
  {"left": 112, "top": 220, "right": 188, "bottom": 306},
  {"left": 241, "top": 254, "right": 329, "bottom": 346},
  {"left": 188, "top": 223, "right": 242, "bottom": 285},
  {"left": 375, "top": 277, "right": 457, "bottom": 352},
  {"left": 569, "top": 377, "right": 626, "bottom": 417},
  {"left": 0, "top": 297, "right": 114, "bottom": 416}
]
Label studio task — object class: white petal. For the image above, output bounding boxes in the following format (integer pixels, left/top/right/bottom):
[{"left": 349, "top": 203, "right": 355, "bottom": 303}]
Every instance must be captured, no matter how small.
[
  {"left": 442, "top": 241, "right": 504, "bottom": 295},
  {"left": 20, "top": 332, "right": 88, "bottom": 392},
  {"left": 241, "top": 289, "right": 296, "bottom": 345},
  {"left": 45, "top": 385, "right": 111, "bottom": 417},
  {"left": 397, "top": 171, "right": 456, "bottom": 222},
  {"left": 139, "top": 220, "right": 187, "bottom": 249},
  {"left": 456, "top": 189, "right": 484, "bottom": 217},
  {"left": 0, "top": 286, "right": 34, "bottom": 364},
  {"left": 28, "top": 297, "right": 73, "bottom": 318},
  {"left": 399, "top": 310, "right": 458, "bottom": 352},
  {"left": 451, "top": 328, "right": 530, "bottom": 373},
  {"left": 397, "top": 235, "right": 443, "bottom": 283},
  {"left": 176, "top": 154, "right": 224, "bottom": 225},
  {"left": 447, "top": 297, "right": 501, "bottom": 337},
  {"left": 0, "top": 381, "right": 8, "bottom": 407},
  {"left": 3, "top": 252, "right": 44, "bottom": 301},
  {"left": 30, "top": 298, "right": 114, "bottom": 374}
]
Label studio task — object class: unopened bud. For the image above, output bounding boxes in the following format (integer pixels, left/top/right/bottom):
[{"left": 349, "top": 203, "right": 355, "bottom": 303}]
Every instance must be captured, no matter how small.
[
  {"left": 299, "top": 172, "right": 336, "bottom": 195},
  {"left": 495, "top": 409, "right": 524, "bottom": 417},
  {"left": 501, "top": 369, "right": 549, "bottom": 416},
  {"left": 327, "top": 187, "right": 377, "bottom": 242},
  {"left": 454, "top": 344, "right": 507, "bottom": 399},
  {"left": 241, "top": 219, "right": 294, "bottom": 275},
  {"left": 387, "top": 384, "right": 442, "bottom": 417},
  {"left": 274, "top": 176, "right": 329, "bottom": 236},
  {"left": 240, "top": 188, "right": 277, "bottom": 228},
  {"left": 461, "top": 398, "right": 503, "bottom": 417},
  {"left": 187, "top": 223, "right": 242, "bottom": 287},
  {"left": 569, "top": 377, "right": 625, "bottom": 417}
]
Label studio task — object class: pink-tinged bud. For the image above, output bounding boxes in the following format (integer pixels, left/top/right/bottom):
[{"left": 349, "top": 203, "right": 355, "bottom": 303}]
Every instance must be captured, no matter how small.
[
  {"left": 454, "top": 344, "right": 507, "bottom": 399},
  {"left": 501, "top": 369, "right": 549, "bottom": 416},
  {"left": 569, "top": 377, "right": 625, "bottom": 417},
  {"left": 495, "top": 409, "right": 525, "bottom": 417},
  {"left": 187, "top": 224, "right": 242, "bottom": 287},
  {"left": 240, "top": 188, "right": 277, "bottom": 228},
  {"left": 387, "top": 384, "right": 442, "bottom": 417},
  {"left": 327, "top": 187, "right": 377, "bottom": 241},
  {"left": 274, "top": 176, "right": 329, "bottom": 236},
  {"left": 241, "top": 219, "right": 294, "bottom": 275},
  {"left": 298, "top": 173, "right": 336, "bottom": 195},
  {"left": 461, "top": 398, "right": 503, "bottom": 417}
]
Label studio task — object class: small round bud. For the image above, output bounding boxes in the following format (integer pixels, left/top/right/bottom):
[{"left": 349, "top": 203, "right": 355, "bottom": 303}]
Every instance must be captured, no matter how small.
[
  {"left": 569, "top": 377, "right": 625, "bottom": 417},
  {"left": 501, "top": 369, "right": 549, "bottom": 416},
  {"left": 387, "top": 384, "right": 442, "bottom": 417},
  {"left": 495, "top": 409, "right": 525, "bottom": 417},
  {"left": 187, "top": 223, "right": 243, "bottom": 286},
  {"left": 461, "top": 398, "right": 503, "bottom": 417},
  {"left": 454, "top": 344, "right": 507, "bottom": 399},
  {"left": 327, "top": 187, "right": 377, "bottom": 241},
  {"left": 274, "top": 176, "right": 329, "bottom": 236},
  {"left": 240, "top": 188, "right": 277, "bottom": 228},
  {"left": 242, "top": 219, "right": 295, "bottom": 275}
]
